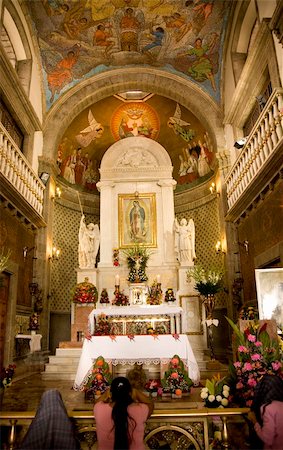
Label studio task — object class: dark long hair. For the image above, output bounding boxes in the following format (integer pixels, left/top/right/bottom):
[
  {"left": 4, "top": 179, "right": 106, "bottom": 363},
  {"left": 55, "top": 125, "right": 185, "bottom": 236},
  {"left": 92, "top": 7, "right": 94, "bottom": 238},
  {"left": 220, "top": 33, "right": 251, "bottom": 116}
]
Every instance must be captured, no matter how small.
[
  {"left": 251, "top": 374, "right": 283, "bottom": 426},
  {"left": 111, "top": 376, "right": 135, "bottom": 450}
]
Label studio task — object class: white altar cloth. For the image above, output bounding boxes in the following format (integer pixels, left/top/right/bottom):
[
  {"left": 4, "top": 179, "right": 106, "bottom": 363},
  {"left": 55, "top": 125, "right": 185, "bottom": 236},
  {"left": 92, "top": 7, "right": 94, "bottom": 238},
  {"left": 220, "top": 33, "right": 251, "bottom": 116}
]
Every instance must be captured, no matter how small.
[
  {"left": 73, "top": 334, "right": 200, "bottom": 390},
  {"left": 88, "top": 305, "right": 183, "bottom": 335}
]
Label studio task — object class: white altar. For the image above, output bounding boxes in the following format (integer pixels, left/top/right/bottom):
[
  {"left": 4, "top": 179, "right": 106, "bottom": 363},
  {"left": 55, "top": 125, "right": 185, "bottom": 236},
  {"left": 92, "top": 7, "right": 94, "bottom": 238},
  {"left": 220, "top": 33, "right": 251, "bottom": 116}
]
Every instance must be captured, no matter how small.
[
  {"left": 73, "top": 334, "right": 200, "bottom": 390},
  {"left": 89, "top": 305, "right": 183, "bottom": 335}
]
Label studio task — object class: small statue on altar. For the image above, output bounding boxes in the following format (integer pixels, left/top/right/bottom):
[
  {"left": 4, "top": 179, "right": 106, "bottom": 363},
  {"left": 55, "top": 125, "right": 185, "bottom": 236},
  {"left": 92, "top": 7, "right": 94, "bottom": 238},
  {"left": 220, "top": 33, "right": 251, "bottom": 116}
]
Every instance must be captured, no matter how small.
[
  {"left": 100, "top": 288, "right": 110, "bottom": 304},
  {"left": 164, "top": 287, "right": 176, "bottom": 303},
  {"left": 78, "top": 214, "right": 100, "bottom": 268},
  {"left": 174, "top": 217, "right": 196, "bottom": 265}
]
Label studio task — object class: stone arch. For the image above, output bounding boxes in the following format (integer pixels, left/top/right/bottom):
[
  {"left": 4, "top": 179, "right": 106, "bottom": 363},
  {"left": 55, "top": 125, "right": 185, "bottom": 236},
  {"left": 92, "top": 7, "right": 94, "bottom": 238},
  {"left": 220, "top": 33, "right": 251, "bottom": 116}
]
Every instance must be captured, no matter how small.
[{"left": 43, "top": 68, "right": 225, "bottom": 162}]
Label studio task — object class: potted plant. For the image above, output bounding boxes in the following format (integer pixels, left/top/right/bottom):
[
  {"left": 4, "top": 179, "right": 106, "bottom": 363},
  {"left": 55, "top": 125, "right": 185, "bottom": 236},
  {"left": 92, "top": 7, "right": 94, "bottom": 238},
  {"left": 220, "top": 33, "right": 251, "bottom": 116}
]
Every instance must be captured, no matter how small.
[
  {"left": 187, "top": 265, "right": 224, "bottom": 360},
  {"left": 226, "top": 317, "right": 282, "bottom": 407},
  {"left": 161, "top": 355, "right": 193, "bottom": 398},
  {"left": 200, "top": 374, "right": 230, "bottom": 408},
  {"left": 144, "top": 379, "right": 161, "bottom": 397},
  {"left": 84, "top": 356, "right": 112, "bottom": 402}
]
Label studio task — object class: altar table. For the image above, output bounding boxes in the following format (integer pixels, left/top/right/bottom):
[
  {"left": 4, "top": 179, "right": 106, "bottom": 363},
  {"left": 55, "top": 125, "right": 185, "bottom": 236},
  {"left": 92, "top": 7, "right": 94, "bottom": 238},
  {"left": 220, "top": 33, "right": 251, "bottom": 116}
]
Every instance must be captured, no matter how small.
[
  {"left": 88, "top": 305, "right": 183, "bottom": 335},
  {"left": 73, "top": 334, "right": 200, "bottom": 390}
]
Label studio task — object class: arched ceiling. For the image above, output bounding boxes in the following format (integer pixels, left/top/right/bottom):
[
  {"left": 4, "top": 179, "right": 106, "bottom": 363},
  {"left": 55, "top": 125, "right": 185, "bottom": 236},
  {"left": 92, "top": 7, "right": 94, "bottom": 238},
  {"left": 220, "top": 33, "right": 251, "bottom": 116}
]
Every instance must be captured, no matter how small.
[
  {"left": 23, "top": 0, "right": 231, "bottom": 195},
  {"left": 25, "top": 0, "right": 230, "bottom": 109}
]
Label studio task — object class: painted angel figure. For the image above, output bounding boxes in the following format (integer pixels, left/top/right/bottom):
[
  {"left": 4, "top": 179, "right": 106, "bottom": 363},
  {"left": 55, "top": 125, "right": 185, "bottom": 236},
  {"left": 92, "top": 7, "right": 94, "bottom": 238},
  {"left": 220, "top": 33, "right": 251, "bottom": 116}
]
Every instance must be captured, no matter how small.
[
  {"left": 76, "top": 109, "right": 104, "bottom": 148},
  {"left": 167, "top": 103, "right": 195, "bottom": 142},
  {"left": 78, "top": 215, "right": 100, "bottom": 268},
  {"left": 174, "top": 217, "right": 196, "bottom": 266}
]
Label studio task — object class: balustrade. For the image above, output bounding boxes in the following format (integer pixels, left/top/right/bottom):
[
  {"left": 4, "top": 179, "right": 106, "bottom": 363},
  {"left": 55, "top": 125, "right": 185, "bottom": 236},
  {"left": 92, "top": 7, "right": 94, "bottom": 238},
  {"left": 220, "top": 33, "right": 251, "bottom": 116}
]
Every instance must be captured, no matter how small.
[
  {"left": 225, "top": 88, "right": 283, "bottom": 212},
  {"left": 0, "top": 123, "right": 45, "bottom": 216},
  {"left": 0, "top": 407, "right": 250, "bottom": 450}
]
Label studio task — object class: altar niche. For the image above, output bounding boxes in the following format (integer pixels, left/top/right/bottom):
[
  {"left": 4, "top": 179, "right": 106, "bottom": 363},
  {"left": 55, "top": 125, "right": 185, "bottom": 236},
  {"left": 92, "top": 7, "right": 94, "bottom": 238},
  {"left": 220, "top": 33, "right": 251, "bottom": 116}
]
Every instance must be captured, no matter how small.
[{"left": 129, "top": 284, "right": 147, "bottom": 305}]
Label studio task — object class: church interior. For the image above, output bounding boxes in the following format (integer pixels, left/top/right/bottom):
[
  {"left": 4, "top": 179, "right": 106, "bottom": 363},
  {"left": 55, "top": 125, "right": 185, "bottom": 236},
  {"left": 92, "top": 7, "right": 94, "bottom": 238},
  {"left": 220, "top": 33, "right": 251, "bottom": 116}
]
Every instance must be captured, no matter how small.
[{"left": 0, "top": 0, "right": 283, "bottom": 448}]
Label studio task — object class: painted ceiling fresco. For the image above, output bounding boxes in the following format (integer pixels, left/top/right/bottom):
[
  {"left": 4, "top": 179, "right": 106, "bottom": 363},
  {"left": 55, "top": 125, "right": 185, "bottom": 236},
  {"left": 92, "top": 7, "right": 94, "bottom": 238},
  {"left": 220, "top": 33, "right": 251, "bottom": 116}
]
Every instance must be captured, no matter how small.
[
  {"left": 26, "top": 0, "right": 229, "bottom": 107},
  {"left": 57, "top": 94, "right": 216, "bottom": 194}
]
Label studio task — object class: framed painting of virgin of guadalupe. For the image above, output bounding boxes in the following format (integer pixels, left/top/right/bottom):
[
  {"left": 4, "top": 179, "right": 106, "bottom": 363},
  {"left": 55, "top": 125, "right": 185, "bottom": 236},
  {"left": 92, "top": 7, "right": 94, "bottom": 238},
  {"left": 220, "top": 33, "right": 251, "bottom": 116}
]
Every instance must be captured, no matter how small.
[{"left": 118, "top": 193, "right": 157, "bottom": 248}]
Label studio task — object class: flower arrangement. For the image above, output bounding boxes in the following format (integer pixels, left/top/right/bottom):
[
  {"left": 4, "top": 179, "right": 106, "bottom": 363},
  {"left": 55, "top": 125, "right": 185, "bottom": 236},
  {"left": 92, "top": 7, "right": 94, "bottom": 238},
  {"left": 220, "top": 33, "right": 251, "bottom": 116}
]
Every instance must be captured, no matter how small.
[
  {"left": 112, "top": 289, "right": 129, "bottom": 306},
  {"left": 100, "top": 288, "right": 110, "bottom": 304},
  {"left": 0, "top": 364, "right": 16, "bottom": 388},
  {"left": 113, "top": 248, "right": 120, "bottom": 267},
  {"left": 187, "top": 265, "right": 223, "bottom": 297},
  {"left": 161, "top": 355, "right": 193, "bottom": 394},
  {"left": 84, "top": 356, "right": 112, "bottom": 401},
  {"left": 164, "top": 288, "right": 176, "bottom": 302},
  {"left": 144, "top": 379, "right": 161, "bottom": 393},
  {"left": 226, "top": 317, "right": 282, "bottom": 407},
  {"left": 239, "top": 306, "right": 258, "bottom": 321},
  {"left": 146, "top": 280, "right": 162, "bottom": 305},
  {"left": 200, "top": 374, "right": 230, "bottom": 408},
  {"left": 94, "top": 313, "right": 111, "bottom": 336},
  {"left": 123, "top": 245, "right": 152, "bottom": 283},
  {"left": 71, "top": 277, "right": 98, "bottom": 304}
]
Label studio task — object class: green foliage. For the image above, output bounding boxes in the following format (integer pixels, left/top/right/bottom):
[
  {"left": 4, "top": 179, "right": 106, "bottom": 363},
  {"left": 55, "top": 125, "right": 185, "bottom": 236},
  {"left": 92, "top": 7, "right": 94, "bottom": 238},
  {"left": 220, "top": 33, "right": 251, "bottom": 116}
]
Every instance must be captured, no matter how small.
[
  {"left": 123, "top": 245, "right": 153, "bottom": 283},
  {"left": 187, "top": 265, "right": 224, "bottom": 296}
]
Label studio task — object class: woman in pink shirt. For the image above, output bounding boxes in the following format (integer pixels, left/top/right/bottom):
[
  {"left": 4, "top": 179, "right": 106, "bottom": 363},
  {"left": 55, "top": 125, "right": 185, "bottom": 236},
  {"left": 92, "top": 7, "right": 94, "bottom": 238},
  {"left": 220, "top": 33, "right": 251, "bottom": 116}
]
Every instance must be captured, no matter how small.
[
  {"left": 94, "top": 376, "right": 154, "bottom": 450},
  {"left": 248, "top": 374, "right": 283, "bottom": 450}
]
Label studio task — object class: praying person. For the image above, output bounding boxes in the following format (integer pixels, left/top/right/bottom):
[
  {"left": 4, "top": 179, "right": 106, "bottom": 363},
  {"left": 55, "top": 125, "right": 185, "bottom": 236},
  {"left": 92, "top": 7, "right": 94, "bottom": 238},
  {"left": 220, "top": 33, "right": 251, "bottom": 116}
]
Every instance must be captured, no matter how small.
[{"left": 94, "top": 376, "right": 154, "bottom": 449}]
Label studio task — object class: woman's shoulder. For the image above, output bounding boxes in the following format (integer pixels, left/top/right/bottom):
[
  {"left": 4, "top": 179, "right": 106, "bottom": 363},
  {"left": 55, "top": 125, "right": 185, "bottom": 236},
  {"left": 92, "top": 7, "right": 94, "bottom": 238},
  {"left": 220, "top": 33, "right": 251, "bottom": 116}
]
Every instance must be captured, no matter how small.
[
  {"left": 94, "top": 401, "right": 112, "bottom": 413},
  {"left": 128, "top": 402, "right": 149, "bottom": 413},
  {"left": 263, "top": 401, "right": 283, "bottom": 413}
]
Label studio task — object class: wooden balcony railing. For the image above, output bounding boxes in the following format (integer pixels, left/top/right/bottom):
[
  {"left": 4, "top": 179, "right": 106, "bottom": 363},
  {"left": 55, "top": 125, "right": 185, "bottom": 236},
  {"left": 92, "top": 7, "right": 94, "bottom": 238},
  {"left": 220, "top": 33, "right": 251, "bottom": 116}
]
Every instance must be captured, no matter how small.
[
  {"left": 0, "top": 123, "right": 45, "bottom": 216},
  {"left": 225, "top": 88, "right": 283, "bottom": 220},
  {"left": 0, "top": 407, "right": 250, "bottom": 450}
]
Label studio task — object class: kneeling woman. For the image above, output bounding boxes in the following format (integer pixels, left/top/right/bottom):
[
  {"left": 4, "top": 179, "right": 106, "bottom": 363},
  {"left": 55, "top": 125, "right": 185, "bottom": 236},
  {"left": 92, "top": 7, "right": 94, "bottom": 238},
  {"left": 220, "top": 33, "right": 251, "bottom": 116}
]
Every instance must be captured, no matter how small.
[{"left": 94, "top": 376, "right": 154, "bottom": 450}]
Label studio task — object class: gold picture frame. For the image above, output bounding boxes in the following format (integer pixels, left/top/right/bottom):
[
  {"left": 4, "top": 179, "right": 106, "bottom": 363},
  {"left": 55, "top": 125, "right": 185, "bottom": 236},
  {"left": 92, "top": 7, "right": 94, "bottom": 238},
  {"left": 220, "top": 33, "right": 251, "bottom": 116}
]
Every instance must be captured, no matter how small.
[
  {"left": 179, "top": 295, "right": 203, "bottom": 335},
  {"left": 118, "top": 193, "right": 157, "bottom": 248}
]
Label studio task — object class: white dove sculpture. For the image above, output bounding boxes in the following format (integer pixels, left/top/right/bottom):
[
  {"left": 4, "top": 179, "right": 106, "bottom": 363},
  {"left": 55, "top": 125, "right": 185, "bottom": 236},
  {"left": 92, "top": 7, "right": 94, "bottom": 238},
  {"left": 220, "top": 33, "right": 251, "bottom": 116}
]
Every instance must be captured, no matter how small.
[
  {"left": 167, "top": 103, "right": 190, "bottom": 128},
  {"left": 76, "top": 109, "right": 104, "bottom": 147}
]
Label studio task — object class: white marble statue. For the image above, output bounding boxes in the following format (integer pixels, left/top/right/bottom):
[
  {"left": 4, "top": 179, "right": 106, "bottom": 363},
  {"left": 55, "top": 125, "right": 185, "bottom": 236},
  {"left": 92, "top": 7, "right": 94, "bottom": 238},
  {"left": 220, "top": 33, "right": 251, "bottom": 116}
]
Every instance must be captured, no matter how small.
[
  {"left": 174, "top": 217, "right": 196, "bottom": 265},
  {"left": 78, "top": 215, "right": 100, "bottom": 268}
]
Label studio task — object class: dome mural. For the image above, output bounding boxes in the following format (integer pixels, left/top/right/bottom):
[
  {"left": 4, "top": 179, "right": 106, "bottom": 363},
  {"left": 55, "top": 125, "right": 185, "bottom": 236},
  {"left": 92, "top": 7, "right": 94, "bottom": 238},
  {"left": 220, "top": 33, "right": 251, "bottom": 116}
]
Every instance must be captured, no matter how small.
[
  {"left": 56, "top": 94, "right": 216, "bottom": 193},
  {"left": 26, "top": 0, "right": 229, "bottom": 108}
]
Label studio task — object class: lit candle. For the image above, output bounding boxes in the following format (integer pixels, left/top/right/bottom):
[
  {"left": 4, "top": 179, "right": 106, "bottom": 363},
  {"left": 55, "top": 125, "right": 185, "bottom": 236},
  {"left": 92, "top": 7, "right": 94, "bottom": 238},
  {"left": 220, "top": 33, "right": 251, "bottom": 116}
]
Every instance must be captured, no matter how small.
[
  {"left": 156, "top": 274, "right": 161, "bottom": 283},
  {"left": 115, "top": 274, "right": 120, "bottom": 286}
]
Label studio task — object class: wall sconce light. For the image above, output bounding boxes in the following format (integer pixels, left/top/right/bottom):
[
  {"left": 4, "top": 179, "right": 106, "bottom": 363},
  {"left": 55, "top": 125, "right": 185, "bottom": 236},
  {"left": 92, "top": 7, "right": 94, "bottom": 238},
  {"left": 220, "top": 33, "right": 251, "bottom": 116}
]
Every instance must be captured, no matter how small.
[
  {"left": 215, "top": 241, "right": 225, "bottom": 254},
  {"left": 51, "top": 187, "right": 62, "bottom": 200},
  {"left": 234, "top": 137, "right": 247, "bottom": 149},
  {"left": 209, "top": 182, "right": 220, "bottom": 196},
  {"left": 209, "top": 182, "right": 216, "bottom": 194},
  {"left": 49, "top": 246, "right": 60, "bottom": 261},
  {"left": 238, "top": 240, "right": 249, "bottom": 253},
  {"left": 23, "top": 246, "right": 35, "bottom": 260}
]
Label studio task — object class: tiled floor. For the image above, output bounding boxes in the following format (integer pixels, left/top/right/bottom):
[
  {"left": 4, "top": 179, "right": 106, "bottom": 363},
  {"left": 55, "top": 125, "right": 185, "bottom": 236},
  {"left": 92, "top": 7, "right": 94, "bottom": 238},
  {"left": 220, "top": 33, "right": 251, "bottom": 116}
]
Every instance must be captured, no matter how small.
[{"left": 1, "top": 370, "right": 203, "bottom": 412}]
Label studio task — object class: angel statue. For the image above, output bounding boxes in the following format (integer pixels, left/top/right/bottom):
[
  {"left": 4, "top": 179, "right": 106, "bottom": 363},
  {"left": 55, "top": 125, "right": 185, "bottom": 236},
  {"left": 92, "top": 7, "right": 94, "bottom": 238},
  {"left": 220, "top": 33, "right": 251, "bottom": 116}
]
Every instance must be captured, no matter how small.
[
  {"left": 78, "top": 215, "right": 100, "bottom": 269},
  {"left": 76, "top": 109, "right": 104, "bottom": 148},
  {"left": 174, "top": 217, "right": 196, "bottom": 266}
]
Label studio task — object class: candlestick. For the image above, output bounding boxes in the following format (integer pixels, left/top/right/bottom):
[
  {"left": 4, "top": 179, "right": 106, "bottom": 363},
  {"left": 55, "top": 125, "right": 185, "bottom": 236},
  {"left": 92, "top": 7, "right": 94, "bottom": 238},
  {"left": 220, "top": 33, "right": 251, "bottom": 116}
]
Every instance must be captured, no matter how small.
[
  {"left": 156, "top": 274, "right": 161, "bottom": 284},
  {"left": 115, "top": 274, "right": 120, "bottom": 286}
]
